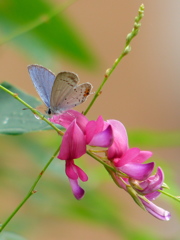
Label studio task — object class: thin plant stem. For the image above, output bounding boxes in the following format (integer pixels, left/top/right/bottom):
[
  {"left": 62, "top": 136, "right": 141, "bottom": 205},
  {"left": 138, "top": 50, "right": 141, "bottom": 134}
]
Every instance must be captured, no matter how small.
[
  {"left": 84, "top": 4, "right": 144, "bottom": 116},
  {"left": 0, "top": 84, "right": 63, "bottom": 135},
  {"left": 86, "top": 150, "right": 128, "bottom": 178},
  {"left": 0, "top": 146, "right": 60, "bottom": 232},
  {"left": 0, "top": 0, "right": 76, "bottom": 46},
  {"left": 158, "top": 189, "right": 180, "bottom": 203},
  {"left": 87, "top": 150, "right": 116, "bottom": 172}
]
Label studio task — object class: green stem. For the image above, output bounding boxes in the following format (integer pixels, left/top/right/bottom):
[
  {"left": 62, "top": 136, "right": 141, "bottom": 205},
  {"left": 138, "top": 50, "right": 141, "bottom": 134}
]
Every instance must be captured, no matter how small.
[
  {"left": 0, "top": 0, "right": 76, "bottom": 45},
  {"left": 0, "top": 147, "right": 60, "bottom": 232},
  {"left": 0, "top": 84, "right": 63, "bottom": 135},
  {"left": 84, "top": 4, "right": 144, "bottom": 116},
  {"left": 158, "top": 189, "right": 180, "bottom": 203},
  {"left": 86, "top": 150, "right": 127, "bottom": 178},
  {"left": 87, "top": 150, "right": 116, "bottom": 172}
]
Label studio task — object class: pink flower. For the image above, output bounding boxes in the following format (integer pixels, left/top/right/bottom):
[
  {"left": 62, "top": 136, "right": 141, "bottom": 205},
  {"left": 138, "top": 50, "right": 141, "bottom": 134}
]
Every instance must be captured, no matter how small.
[
  {"left": 107, "top": 120, "right": 154, "bottom": 180},
  {"left": 129, "top": 167, "right": 164, "bottom": 195},
  {"left": 106, "top": 120, "right": 128, "bottom": 159},
  {"left": 109, "top": 167, "right": 170, "bottom": 220},
  {"left": 57, "top": 119, "right": 87, "bottom": 200},
  {"left": 50, "top": 111, "right": 113, "bottom": 199},
  {"left": 105, "top": 120, "right": 170, "bottom": 221},
  {"left": 50, "top": 111, "right": 170, "bottom": 220}
]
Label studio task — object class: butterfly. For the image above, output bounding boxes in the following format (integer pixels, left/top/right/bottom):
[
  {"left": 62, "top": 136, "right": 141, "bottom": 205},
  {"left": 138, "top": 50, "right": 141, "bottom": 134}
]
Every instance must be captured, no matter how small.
[{"left": 28, "top": 64, "right": 92, "bottom": 115}]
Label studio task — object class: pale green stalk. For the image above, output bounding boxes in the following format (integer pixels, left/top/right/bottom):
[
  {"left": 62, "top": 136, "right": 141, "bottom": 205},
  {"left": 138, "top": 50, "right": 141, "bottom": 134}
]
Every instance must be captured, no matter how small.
[
  {"left": 158, "top": 189, "right": 180, "bottom": 202},
  {"left": 87, "top": 150, "right": 116, "bottom": 172},
  {"left": 84, "top": 4, "right": 144, "bottom": 116}
]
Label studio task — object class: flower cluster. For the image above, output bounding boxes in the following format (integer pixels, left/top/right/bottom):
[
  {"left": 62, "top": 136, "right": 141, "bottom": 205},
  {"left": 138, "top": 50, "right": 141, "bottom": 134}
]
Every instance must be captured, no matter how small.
[{"left": 50, "top": 110, "right": 170, "bottom": 221}]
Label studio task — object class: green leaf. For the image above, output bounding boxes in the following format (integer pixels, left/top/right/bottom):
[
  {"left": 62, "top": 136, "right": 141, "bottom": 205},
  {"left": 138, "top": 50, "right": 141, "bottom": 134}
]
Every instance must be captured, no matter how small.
[
  {"left": 0, "top": 232, "right": 26, "bottom": 240},
  {"left": 0, "top": 82, "right": 58, "bottom": 134},
  {"left": 0, "top": 0, "right": 98, "bottom": 69}
]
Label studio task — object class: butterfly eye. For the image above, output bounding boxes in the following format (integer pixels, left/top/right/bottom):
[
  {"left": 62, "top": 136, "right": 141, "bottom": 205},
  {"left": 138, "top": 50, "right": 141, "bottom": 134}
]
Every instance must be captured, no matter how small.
[{"left": 47, "top": 108, "right": 52, "bottom": 115}]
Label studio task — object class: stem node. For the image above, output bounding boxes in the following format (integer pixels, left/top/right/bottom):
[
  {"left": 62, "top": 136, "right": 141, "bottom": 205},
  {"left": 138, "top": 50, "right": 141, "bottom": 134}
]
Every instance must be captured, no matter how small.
[{"left": 13, "top": 93, "right": 18, "bottom": 97}]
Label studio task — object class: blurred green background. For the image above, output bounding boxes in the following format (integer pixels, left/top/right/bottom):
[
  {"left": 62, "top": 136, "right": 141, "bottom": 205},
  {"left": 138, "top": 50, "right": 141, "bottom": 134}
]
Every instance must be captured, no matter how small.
[{"left": 0, "top": 0, "right": 180, "bottom": 239}]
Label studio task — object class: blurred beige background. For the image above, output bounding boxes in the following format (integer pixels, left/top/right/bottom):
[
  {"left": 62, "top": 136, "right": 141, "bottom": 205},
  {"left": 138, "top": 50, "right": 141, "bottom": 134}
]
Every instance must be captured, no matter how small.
[{"left": 0, "top": 0, "right": 180, "bottom": 239}]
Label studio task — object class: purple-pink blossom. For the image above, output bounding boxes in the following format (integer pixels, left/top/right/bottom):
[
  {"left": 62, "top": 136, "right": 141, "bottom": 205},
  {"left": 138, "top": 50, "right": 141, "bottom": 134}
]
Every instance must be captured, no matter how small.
[
  {"left": 50, "top": 110, "right": 113, "bottom": 200},
  {"left": 50, "top": 110, "right": 170, "bottom": 220},
  {"left": 106, "top": 119, "right": 170, "bottom": 220},
  {"left": 129, "top": 167, "right": 164, "bottom": 195}
]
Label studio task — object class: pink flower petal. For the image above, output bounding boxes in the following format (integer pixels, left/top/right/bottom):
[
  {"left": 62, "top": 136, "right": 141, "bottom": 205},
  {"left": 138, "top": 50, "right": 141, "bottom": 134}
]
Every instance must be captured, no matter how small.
[
  {"left": 75, "top": 164, "right": 88, "bottom": 182},
  {"left": 58, "top": 120, "right": 86, "bottom": 160},
  {"left": 141, "top": 198, "right": 171, "bottom": 221},
  {"left": 49, "top": 110, "right": 88, "bottom": 131},
  {"left": 88, "top": 125, "right": 113, "bottom": 147},
  {"left": 118, "top": 162, "right": 154, "bottom": 181},
  {"left": 69, "top": 178, "right": 85, "bottom": 200},
  {"left": 146, "top": 191, "right": 162, "bottom": 201},
  {"left": 86, "top": 116, "right": 105, "bottom": 144},
  {"left": 132, "top": 151, "right": 153, "bottom": 164},
  {"left": 65, "top": 160, "right": 78, "bottom": 180},
  {"left": 107, "top": 120, "right": 128, "bottom": 159},
  {"left": 137, "top": 167, "right": 164, "bottom": 194},
  {"left": 113, "top": 148, "right": 140, "bottom": 167}
]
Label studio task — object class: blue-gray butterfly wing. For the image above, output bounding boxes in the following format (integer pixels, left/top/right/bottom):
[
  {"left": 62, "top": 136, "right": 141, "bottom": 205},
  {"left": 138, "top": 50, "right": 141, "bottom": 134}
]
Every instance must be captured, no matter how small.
[{"left": 28, "top": 65, "right": 55, "bottom": 108}]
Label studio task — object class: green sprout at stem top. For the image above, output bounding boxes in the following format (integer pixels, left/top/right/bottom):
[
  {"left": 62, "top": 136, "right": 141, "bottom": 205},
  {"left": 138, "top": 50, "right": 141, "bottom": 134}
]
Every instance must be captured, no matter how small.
[{"left": 84, "top": 4, "right": 144, "bottom": 116}]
